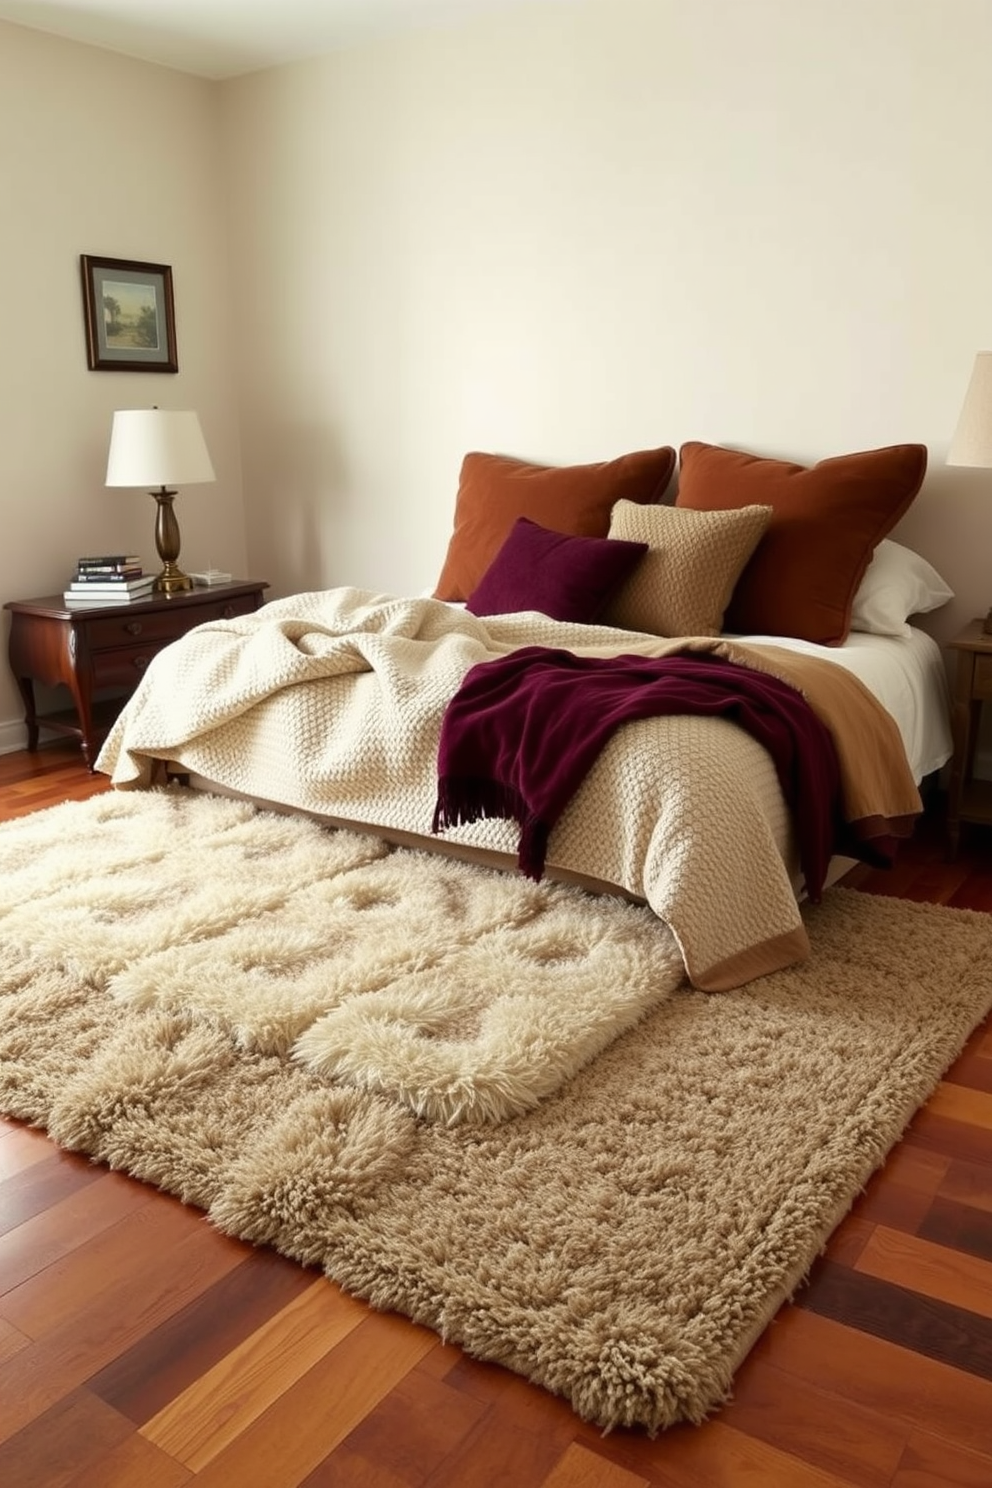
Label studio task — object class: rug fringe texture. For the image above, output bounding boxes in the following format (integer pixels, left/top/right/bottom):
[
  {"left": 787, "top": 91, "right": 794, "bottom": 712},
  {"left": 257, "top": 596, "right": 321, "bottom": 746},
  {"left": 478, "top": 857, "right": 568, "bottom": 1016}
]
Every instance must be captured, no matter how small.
[{"left": 2, "top": 788, "right": 991, "bottom": 1432}]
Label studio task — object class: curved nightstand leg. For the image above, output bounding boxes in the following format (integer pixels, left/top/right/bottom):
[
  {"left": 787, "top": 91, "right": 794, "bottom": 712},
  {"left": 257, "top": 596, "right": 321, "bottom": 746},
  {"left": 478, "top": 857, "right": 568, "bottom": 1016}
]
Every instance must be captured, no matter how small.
[
  {"left": 65, "top": 675, "right": 98, "bottom": 771},
  {"left": 13, "top": 675, "right": 40, "bottom": 752}
]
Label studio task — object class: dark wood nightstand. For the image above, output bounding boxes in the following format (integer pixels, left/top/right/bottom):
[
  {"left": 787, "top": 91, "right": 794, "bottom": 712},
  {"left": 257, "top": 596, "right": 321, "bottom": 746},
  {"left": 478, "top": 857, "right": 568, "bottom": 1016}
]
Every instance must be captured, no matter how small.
[
  {"left": 947, "top": 618, "right": 992, "bottom": 857},
  {"left": 4, "top": 579, "right": 269, "bottom": 770}
]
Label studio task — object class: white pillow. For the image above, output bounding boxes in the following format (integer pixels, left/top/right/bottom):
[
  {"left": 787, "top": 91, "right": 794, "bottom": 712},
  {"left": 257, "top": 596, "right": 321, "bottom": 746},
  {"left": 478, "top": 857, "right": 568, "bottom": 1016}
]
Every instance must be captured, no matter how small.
[{"left": 849, "top": 539, "right": 953, "bottom": 637}]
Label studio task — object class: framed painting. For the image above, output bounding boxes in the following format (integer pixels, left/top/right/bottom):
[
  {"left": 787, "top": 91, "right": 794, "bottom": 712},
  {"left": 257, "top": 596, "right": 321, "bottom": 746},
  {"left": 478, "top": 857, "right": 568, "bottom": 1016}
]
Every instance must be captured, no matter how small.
[{"left": 80, "top": 254, "right": 179, "bottom": 372}]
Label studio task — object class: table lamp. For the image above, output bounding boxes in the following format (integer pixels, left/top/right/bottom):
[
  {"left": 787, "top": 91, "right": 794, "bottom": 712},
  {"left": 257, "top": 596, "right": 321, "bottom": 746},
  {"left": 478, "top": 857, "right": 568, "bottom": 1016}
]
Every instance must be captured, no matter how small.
[{"left": 105, "top": 408, "right": 215, "bottom": 594}]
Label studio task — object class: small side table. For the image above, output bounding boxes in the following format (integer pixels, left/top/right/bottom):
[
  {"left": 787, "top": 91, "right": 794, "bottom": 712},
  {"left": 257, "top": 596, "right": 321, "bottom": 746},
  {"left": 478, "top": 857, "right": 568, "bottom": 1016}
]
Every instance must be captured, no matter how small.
[
  {"left": 947, "top": 618, "right": 992, "bottom": 857},
  {"left": 4, "top": 579, "right": 269, "bottom": 770}
]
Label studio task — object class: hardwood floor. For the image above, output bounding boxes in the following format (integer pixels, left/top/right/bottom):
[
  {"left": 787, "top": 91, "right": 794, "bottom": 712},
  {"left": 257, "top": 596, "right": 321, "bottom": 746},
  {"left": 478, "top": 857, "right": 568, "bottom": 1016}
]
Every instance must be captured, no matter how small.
[{"left": 2, "top": 742, "right": 992, "bottom": 1486}]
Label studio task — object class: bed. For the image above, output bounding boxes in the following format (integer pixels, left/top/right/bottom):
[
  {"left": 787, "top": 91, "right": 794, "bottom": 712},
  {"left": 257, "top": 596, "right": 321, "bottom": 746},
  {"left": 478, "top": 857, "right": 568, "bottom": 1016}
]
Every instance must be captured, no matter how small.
[{"left": 95, "top": 439, "right": 955, "bottom": 992}]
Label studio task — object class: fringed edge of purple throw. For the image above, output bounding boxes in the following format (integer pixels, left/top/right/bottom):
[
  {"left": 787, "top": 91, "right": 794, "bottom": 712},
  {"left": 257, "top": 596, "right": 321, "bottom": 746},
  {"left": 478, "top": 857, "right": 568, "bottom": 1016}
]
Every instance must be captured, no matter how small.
[{"left": 432, "top": 777, "right": 550, "bottom": 881}]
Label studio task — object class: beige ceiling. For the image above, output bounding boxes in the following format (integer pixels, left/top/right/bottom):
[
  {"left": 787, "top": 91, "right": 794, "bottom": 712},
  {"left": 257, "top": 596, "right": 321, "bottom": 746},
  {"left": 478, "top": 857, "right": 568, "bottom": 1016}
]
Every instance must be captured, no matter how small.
[{"left": 0, "top": 0, "right": 558, "bottom": 77}]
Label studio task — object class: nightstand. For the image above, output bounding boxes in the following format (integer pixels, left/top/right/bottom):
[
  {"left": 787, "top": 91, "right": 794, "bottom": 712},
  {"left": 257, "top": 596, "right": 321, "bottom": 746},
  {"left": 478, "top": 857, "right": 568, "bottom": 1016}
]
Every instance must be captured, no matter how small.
[
  {"left": 4, "top": 579, "right": 268, "bottom": 770},
  {"left": 947, "top": 618, "right": 992, "bottom": 856}
]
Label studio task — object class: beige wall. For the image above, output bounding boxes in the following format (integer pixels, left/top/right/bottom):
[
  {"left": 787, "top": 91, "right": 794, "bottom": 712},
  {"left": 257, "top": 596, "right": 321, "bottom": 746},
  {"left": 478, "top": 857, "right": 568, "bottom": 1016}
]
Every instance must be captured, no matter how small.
[
  {"left": 220, "top": 0, "right": 992, "bottom": 641},
  {"left": 4, "top": 0, "right": 992, "bottom": 753},
  {"left": 0, "top": 20, "right": 246, "bottom": 748}
]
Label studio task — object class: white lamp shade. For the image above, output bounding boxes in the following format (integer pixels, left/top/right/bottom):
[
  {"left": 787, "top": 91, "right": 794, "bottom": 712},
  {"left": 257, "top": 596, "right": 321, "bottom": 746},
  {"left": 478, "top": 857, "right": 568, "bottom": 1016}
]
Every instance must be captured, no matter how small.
[
  {"left": 947, "top": 353, "right": 992, "bottom": 468},
  {"left": 106, "top": 409, "right": 216, "bottom": 487}
]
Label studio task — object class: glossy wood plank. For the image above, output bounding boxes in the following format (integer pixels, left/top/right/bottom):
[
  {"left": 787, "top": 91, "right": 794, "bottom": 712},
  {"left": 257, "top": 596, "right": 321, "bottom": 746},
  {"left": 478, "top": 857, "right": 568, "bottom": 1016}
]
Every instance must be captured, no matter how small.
[
  {"left": 892, "top": 1428, "right": 992, "bottom": 1487},
  {"left": 0, "top": 1149, "right": 105, "bottom": 1238},
  {"left": 140, "top": 1281, "right": 369, "bottom": 1469},
  {"left": 1, "top": 1193, "right": 241, "bottom": 1339},
  {"left": 917, "top": 1194, "right": 992, "bottom": 1261},
  {"left": 0, "top": 1208, "right": 248, "bottom": 1444},
  {"left": 747, "top": 1308, "right": 992, "bottom": 1457},
  {"left": 718, "top": 1358, "right": 905, "bottom": 1487},
  {"left": 88, "top": 1246, "right": 317, "bottom": 1424},
  {"left": 853, "top": 1223, "right": 992, "bottom": 1318},
  {"left": 401, "top": 1362, "right": 580, "bottom": 1488},
  {"left": 0, "top": 1168, "right": 153, "bottom": 1294},
  {"left": 188, "top": 1311, "right": 437, "bottom": 1488},
  {"left": 0, "top": 1121, "right": 62, "bottom": 1179},
  {"left": 2, "top": 747, "right": 992, "bottom": 1485},
  {"left": 299, "top": 1361, "right": 488, "bottom": 1486},
  {"left": 539, "top": 1441, "right": 652, "bottom": 1488},
  {"left": 902, "top": 1108, "right": 992, "bottom": 1166},
  {"left": 939, "top": 1155, "right": 992, "bottom": 1214},
  {"left": 0, "top": 1314, "right": 29, "bottom": 1366},
  {"left": 943, "top": 1046, "right": 992, "bottom": 1094},
  {"left": 62, "top": 1433, "right": 193, "bottom": 1488},
  {"left": 601, "top": 1417, "right": 857, "bottom": 1488},
  {"left": 821, "top": 1212, "right": 875, "bottom": 1267},
  {"left": 0, "top": 1388, "right": 134, "bottom": 1488},
  {"left": 846, "top": 1157, "right": 948, "bottom": 1235},
  {"left": 799, "top": 1258, "right": 992, "bottom": 1380},
  {"left": 927, "top": 1082, "right": 992, "bottom": 1130}
]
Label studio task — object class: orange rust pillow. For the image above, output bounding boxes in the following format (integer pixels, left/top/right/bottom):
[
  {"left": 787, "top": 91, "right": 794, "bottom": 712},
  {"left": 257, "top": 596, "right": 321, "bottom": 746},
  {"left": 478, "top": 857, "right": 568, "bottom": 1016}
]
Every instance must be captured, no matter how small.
[
  {"left": 433, "top": 446, "right": 676, "bottom": 602},
  {"left": 675, "top": 441, "right": 927, "bottom": 645}
]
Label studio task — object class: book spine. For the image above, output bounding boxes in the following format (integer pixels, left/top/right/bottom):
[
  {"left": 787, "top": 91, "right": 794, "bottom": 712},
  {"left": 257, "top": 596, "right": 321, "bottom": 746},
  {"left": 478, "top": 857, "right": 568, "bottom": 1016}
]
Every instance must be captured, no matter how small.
[
  {"left": 76, "top": 555, "right": 141, "bottom": 567},
  {"left": 75, "top": 567, "right": 143, "bottom": 578},
  {"left": 63, "top": 586, "right": 144, "bottom": 598},
  {"left": 71, "top": 574, "right": 145, "bottom": 585},
  {"left": 68, "top": 586, "right": 153, "bottom": 598}
]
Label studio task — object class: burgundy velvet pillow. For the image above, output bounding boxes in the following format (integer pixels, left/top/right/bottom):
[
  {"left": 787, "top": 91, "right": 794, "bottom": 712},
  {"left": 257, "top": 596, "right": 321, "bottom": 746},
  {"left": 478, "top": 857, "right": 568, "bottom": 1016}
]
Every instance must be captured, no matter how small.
[{"left": 465, "top": 517, "right": 648, "bottom": 623}]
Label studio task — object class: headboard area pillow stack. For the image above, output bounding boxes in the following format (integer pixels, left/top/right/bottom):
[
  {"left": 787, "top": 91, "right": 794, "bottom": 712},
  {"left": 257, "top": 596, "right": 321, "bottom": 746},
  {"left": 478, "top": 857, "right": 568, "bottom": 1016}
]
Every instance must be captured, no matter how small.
[
  {"left": 675, "top": 441, "right": 928, "bottom": 645},
  {"left": 433, "top": 446, "right": 676, "bottom": 603}
]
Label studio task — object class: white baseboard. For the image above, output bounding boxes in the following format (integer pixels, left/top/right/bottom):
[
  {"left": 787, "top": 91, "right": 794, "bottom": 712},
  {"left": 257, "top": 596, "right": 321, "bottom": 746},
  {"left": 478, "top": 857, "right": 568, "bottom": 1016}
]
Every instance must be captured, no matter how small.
[
  {"left": 0, "top": 717, "right": 70, "bottom": 756},
  {"left": 0, "top": 717, "right": 29, "bottom": 755}
]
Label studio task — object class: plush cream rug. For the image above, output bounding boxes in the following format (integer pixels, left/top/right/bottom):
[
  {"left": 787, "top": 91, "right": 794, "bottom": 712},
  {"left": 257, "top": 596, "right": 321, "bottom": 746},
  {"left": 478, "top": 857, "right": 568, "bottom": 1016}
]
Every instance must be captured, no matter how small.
[{"left": 2, "top": 787, "right": 991, "bottom": 1432}]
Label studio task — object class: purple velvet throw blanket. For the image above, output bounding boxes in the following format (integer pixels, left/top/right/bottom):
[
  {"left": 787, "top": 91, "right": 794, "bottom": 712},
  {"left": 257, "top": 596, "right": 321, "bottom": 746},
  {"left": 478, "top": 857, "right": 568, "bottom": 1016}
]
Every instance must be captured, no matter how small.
[{"left": 432, "top": 646, "right": 845, "bottom": 899}]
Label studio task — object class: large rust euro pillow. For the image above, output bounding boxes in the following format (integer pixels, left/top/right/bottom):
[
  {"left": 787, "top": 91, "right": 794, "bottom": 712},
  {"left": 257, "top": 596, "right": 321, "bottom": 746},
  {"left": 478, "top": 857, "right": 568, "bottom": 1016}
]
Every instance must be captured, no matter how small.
[
  {"left": 433, "top": 446, "right": 676, "bottom": 602},
  {"left": 675, "top": 441, "right": 928, "bottom": 645}
]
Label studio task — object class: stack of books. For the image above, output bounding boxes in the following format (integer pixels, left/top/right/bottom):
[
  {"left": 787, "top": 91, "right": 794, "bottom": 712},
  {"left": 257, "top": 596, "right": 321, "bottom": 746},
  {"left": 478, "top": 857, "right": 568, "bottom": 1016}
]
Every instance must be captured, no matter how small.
[{"left": 63, "top": 555, "right": 155, "bottom": 607}]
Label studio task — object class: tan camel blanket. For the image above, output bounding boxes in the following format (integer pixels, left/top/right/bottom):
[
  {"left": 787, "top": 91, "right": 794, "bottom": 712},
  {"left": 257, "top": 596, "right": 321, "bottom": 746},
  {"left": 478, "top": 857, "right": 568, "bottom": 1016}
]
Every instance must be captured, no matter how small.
[{"left": 96, "top": 588, "right": 921, "bottom": 990}]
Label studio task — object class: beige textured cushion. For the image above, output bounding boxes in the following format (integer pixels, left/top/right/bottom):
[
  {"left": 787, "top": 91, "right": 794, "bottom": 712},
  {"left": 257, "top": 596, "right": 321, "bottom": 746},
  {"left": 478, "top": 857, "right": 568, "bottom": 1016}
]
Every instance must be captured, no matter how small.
[{"left": 603, "top": 501, "right": 773, "bottom": 636}]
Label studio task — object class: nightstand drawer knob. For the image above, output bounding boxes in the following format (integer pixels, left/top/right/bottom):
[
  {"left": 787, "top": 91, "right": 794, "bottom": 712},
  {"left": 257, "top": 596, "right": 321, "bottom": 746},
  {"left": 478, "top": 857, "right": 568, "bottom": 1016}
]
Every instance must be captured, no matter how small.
[
  {"left": 222, "top": 604, "right": 235, "bottom": 619},
  {"left": 124, "top": 621, "right": 144, "bottom": 636},
  {"left": 133, "top": 655, "right": 149, "bottom": 671}
]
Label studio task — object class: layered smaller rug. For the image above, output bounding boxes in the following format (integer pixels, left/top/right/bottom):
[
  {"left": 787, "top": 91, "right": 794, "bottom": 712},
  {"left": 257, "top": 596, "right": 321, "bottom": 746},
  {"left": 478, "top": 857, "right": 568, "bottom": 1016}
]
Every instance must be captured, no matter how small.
[{"left": 1, "top": 787, "right": 991, "bottom": 1432}]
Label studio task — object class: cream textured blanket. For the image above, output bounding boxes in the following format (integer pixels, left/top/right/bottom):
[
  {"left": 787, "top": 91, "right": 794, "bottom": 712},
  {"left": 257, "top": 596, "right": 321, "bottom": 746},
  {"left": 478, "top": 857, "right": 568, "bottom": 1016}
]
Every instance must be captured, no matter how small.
[{"left": 97, "top": 588, "right": 921, "bottom": 989}]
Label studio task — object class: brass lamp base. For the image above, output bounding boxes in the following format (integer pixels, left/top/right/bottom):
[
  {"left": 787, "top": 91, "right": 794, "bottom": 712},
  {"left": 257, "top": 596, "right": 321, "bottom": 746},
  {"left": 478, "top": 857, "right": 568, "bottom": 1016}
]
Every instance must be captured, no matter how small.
[
  {"left": 150, "top": 486, "right": 193, "bottom": 596},
  {"left": 983, "top": 607, "right": 992, "bottom": 636},
  {"left": 154, "top": 564, "right": 193, "bottom": 595}
]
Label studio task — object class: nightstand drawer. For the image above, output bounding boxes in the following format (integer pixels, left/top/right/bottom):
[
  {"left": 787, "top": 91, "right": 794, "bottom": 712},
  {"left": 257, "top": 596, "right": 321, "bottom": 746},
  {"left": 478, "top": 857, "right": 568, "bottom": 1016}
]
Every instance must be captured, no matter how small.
[
  {"left": 86, "top": 600, "right": 238, "bottom": 650},
  {"left": 182, "top": 594, "right": 260, "bottom": 626},
  {"left": 86, "top": 610, "right": 194, "bottom": 649},
  {"left": 90, "top": 646, "right": 163, "bottom": 689},
  {"left": 85, "top": 594, "right": 257, "bottom": 650},
  {"left": 973, "top": 654, "right": 992, "bottom": 699}
]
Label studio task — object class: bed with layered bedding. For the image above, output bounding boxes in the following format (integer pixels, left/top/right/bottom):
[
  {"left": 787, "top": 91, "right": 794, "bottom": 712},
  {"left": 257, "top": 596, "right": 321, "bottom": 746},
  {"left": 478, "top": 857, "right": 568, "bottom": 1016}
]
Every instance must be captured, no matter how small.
[{"left": 96, "top": 437, "right": 955, "bottom": 992}]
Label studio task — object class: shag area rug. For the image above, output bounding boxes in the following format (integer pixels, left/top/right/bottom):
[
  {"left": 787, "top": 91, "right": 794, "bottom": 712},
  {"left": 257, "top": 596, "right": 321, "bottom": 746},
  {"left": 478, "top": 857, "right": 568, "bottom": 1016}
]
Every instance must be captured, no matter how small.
[{"left": 2, "top": 788, "right": 991, "bottom": 1432}]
